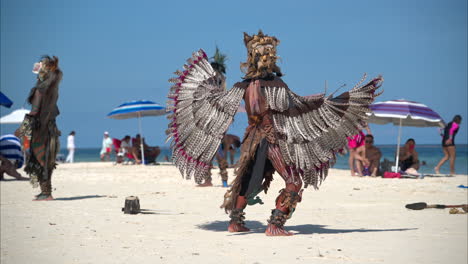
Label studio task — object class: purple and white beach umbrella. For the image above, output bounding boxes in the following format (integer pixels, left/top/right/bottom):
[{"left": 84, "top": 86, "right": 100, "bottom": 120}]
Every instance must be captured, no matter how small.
[
  {"left": 367, "top": 99, "right": 445, "bottom": 172},
  {"left": 367, "top": 99, "right": 444, "bottom": 127}
]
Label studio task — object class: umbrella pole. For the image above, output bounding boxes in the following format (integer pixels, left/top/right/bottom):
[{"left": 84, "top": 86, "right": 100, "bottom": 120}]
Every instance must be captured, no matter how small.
[
  {"left": 394, "top": 118, "right": 402, "bottom": 172},
  {"left": 138, "top": 112, "right": 145, "bottom": 165}
]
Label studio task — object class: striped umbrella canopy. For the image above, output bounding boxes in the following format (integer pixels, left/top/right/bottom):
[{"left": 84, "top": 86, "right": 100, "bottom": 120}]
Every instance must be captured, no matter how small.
[
  {"left": 367, "top": 99, "right": 445, "bottom": 127},
  {"left": 107, "top": 100, "right": 166, "bottom": 164},
  {"left": 367, "top": 99, "right": 445, "bottom": 172},
  {"left": 107, "top": 100, "right": 166, "bottom": 120}
]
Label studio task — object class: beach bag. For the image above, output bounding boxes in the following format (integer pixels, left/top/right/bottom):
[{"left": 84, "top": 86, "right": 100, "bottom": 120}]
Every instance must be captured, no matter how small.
[{"left": 383, "top": 172, "right": 401, "bottom": 178}]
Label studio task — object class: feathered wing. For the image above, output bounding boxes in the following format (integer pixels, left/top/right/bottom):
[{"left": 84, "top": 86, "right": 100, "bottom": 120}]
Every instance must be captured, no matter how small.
[
  {"left": 268, "top": 74, "right": 383, "bottom": 188},
  {"left": 166, "top": 49, "right": 244, "bottom": 183}
]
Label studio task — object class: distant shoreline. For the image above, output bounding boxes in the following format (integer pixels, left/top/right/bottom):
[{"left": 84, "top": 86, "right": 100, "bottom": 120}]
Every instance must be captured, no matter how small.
[{"left": 66, "top": 144, "right": 468, "bottom": 150}]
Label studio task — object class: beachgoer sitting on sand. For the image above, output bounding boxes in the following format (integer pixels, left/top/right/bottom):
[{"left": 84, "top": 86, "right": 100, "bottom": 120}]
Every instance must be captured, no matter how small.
[
  {"left": 0, "top": 134, "right": 27, "bottom": 180},
  {"left": 347, "top": 125, "right": 372, "bottom": 176},
  {"left": 117, "top": 135, "right": 137, "bottom": 164},
  {"left": 133, "top": 134, "right": 160, "bottom": 164},
  {"left": 354, "top": 134, "right": 382, "bottom": 177},
  {"left": 398, "top": 138, "right": 420, "bottom": 173}
]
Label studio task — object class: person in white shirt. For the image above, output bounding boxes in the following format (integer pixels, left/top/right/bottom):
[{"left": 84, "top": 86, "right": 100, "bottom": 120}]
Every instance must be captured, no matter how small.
[
  {"left": 65, "top": 131, "right": 76, "bottom": 163},
  {"left": 100, "top": 131, "right": 113, "bottom": 161}
]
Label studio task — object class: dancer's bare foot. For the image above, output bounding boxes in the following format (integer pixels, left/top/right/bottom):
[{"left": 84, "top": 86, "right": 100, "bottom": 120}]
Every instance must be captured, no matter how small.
[
  {"left": 33, "top": 194, "right": 54, "bottom": 201},
  {"left": 228, "top": 223, "right": 250, "bottom": 232},
  {"left": 265, "top": 224, "right": 293, "bottom": 236},
  {"left": 434, "top": 167, "right": 440, "bottom": 174}
]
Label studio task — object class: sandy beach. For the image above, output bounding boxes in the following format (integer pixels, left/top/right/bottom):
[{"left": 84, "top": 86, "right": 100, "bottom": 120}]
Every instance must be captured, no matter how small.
[{"left": 1, "top": 162, "right": 467, "bottom": 264}]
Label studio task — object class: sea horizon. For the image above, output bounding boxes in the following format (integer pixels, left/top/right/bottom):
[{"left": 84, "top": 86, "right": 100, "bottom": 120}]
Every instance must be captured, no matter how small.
[{"left": 58, "top": 144, "right": 468, "bottom": 175}]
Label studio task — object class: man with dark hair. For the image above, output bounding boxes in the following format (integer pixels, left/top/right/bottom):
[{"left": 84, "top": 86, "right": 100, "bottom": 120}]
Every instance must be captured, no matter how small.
[
  {"left": 355, "top": 134, "right": 382, "bottom": 177},
  {"left": 133, "top": 134, "right": 161, "bottom": 164}
]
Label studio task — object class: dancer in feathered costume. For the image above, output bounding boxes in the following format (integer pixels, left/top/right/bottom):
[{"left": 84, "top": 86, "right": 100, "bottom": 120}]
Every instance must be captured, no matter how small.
[
  {"left": 196, "top": 47, "right": 230, "bottom": 188},
  {"left": 166, "top": 31, "right": 383, "bottom": 236},
  {"left": 16, "top": 55, "right": 62, "bottom": 201}
]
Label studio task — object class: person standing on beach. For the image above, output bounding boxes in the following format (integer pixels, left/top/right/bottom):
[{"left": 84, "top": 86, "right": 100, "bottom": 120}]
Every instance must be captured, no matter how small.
[
  {"left": 435, "top": 115, "right": 462, "bottom": 174},
  {"left": 196, "top": 47, "right": 230, "bottom": 188},
  {"left": 100, "top": 131, "right": 113, "bottom": 161},
  {"left": 66, "top": 131, "right": 76, "bottom": 163},
  {"left": 223, "top": 134, "right": 241, "bottom": 167},
  {"left": 166, "top": 30, "right": 383, "bottom": 236},
  {"left": 197, "top": 135, "right": 230, "bottom": 188},
  {"left": 15, "top": 55, "right": 62, "bottom": 201}
]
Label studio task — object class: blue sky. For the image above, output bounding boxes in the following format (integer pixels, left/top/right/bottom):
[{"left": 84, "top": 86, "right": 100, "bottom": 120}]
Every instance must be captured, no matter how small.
[{"left": 1, "top": 0, "right": 467, "bottom": 148}]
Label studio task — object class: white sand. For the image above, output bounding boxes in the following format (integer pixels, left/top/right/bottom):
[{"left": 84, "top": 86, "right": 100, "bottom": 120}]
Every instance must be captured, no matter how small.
[{"left": 1, "top": 162, "right": 467, "bottom": 264}]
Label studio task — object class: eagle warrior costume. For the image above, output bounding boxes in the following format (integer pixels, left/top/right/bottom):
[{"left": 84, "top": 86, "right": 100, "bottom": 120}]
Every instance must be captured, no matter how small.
[
  {"left": 17, "top": 56, "right": 62, "bottom": 201},
  {"left": 166, "top": 31, "right": 383, "bottom": 236}
]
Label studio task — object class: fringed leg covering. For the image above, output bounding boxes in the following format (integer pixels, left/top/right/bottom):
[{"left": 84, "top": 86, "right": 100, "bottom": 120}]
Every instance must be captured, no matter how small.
[
  {"left": 265, "top": 188, "right": 303, "bottom": 236},
  {"left": 227, "top": 196, "right": 250, "bottom": 232},
  {"left": 275, "top": 188, "right": 303, "bottom": 219},
  {"left": 227, "top": 208, "right": 250, "bottom": 232},
  {"left": 268, "top": 209, "right": 288, "bottom": 228},
  {"left": 35, "top": 173, "right": 53, "bottom": 200},
  {"left": 229, "top": 208, "right": 246, "bottom": 226}
]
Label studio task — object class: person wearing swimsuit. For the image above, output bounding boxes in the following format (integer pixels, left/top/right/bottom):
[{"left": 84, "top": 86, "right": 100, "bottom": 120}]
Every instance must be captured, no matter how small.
[{"left": 435, "top": 115, "right": 462, "bottom": 174}]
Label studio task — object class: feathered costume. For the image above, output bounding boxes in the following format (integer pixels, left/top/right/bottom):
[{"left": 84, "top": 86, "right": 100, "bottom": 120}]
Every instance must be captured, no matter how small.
[
  {"left": 20, "top": 56, "right": 62, "bottom": 200},
  {"left": 167, "top": 31, "right": 383, "bottom": 235}
]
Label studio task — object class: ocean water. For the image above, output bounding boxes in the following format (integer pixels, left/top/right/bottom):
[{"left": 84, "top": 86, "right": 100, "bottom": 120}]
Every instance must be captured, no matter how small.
[{"left": 59, "top": 144, "right": 468, "bottom": 175}]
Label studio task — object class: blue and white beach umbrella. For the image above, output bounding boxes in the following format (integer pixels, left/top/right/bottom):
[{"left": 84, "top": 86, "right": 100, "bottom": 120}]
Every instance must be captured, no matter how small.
[
  {"left": 107, "top": 100, "right": 166, "bottom": 120},
  {"left": 367, "top": 99, "right": 445, "bottom": 172},
  {"left": 0, "top": 92, "right": 13, "bottom": 108},
  {"left": 107, "top": 100, "right": 167, "bottom": 164}
]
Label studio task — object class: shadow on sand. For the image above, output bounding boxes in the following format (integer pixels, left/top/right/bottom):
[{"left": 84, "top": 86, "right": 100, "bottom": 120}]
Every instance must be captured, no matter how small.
[
  {"left": 54, "top": 195, "right": 106, "bottom": 201},
  {"left": 197, "top": 220, "right": 416, "bottom": 236},
  {"left": 136, "top": 209, "right": 182, "bottom": 215},
  {"left": 0, "top": 177, "right": 30, "bottom": 182}
]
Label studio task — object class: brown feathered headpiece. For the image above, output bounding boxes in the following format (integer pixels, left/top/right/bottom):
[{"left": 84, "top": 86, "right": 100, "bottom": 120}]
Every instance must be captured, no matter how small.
[{"left": 241, "top": 30, "right": 282, "bottom": 79}]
